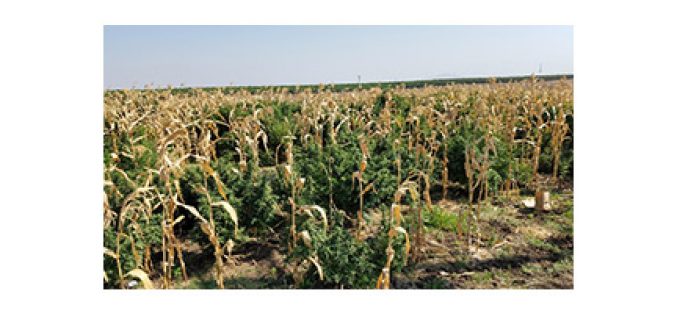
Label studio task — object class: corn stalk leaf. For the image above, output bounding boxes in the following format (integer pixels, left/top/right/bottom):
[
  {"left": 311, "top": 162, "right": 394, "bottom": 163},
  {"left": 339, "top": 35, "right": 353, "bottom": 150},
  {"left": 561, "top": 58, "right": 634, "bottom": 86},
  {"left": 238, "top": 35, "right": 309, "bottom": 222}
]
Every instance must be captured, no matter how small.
[
  {"left": 125, "top": 268, "right": 154, "bottom": 289},
  {"left": 308, "top": 256, "right": 324, "bottom": 281},
  {"left": 175, "top": 199, "right": 207, "bottom": 223},
  {"left": 212, "top": 201, "right": 238, "bottom": 232}
]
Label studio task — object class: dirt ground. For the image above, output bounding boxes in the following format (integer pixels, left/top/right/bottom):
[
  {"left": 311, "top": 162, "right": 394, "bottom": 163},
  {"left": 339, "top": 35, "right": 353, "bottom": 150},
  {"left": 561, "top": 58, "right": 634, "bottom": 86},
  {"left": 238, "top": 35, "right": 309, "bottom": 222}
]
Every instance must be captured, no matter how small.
[
  {"left": 163, "top": 186, "right": 573, "bottom": 290},
  {"left": 391, "top": 193, "right": 573, "bottom": 289}
]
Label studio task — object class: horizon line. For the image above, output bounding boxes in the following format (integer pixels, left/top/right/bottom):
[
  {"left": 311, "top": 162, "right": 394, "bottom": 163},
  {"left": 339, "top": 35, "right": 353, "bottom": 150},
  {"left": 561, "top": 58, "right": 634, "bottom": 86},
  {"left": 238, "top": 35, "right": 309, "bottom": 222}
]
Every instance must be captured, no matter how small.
[{"left": 104, "top": 72, "right": 574, "bottom": 91}]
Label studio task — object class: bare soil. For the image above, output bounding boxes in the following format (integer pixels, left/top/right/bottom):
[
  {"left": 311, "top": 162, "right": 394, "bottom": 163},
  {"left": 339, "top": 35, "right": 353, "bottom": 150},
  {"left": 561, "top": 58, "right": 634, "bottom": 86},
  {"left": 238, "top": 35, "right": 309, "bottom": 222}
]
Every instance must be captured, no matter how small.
[{"left": 392, "top": 196, "right": 573, "bottom": 289}]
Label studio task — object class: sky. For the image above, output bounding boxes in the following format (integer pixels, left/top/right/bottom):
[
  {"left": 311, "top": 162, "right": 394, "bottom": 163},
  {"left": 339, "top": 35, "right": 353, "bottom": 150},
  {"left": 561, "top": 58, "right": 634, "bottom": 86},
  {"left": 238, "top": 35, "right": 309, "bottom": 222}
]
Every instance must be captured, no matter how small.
[{"left": 104, "top": 25, "right": 573, "bottom": 89}]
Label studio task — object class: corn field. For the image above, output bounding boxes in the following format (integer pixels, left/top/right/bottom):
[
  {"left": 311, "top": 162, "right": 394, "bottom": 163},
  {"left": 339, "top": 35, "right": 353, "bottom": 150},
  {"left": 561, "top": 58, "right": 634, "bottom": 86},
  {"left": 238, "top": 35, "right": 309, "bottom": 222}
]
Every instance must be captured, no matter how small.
[{"left": 104, "top": 76, "right": 573, "bottom": 289}]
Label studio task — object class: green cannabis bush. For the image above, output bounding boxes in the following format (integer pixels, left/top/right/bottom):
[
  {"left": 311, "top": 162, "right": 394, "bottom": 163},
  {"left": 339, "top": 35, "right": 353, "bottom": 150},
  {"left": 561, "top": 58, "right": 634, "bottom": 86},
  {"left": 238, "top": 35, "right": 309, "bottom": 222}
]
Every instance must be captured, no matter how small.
[{"left": 292, "top": 210, "right": 407, "bottom": 289}]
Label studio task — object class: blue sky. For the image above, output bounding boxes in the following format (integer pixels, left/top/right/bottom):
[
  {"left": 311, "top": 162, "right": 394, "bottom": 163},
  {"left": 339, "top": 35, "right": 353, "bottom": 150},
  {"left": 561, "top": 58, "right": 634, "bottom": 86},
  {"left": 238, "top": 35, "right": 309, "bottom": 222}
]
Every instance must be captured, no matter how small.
[{"left": 104, "top": 25, "right": 573, "bottom": 89}]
